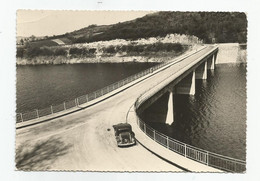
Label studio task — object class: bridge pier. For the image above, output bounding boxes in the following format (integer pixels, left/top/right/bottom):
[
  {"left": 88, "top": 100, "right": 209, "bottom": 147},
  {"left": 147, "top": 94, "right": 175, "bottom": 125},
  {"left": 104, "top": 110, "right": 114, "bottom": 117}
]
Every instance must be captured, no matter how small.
[
  {"left": 166, "top": 91, "right": 174, "bottom": 125},
  {"left": 195, "top": 61, "right": 207, "bottom": 80},
  {"left": 175, "top": 70, "right": 195, "bottom": 95},
  {"left": 207, "top": 54, "right": 215, "bottom": 70}
]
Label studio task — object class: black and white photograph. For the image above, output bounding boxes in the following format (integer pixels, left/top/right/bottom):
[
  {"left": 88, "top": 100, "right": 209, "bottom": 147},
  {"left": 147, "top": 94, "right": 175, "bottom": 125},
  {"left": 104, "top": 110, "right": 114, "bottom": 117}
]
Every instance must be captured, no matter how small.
[
  {"left": 15, "top": 10, "right": 247, "bottom": 172},
  {"left": 2, "top": 0, "right": 260, "bottom": 180}
]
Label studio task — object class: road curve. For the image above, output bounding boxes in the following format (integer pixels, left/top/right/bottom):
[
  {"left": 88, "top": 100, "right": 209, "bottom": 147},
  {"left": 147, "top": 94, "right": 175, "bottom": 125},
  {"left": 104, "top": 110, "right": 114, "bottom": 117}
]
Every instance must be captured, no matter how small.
[{"left": 16, "top": 46, "right": 215, "bottom": 171}]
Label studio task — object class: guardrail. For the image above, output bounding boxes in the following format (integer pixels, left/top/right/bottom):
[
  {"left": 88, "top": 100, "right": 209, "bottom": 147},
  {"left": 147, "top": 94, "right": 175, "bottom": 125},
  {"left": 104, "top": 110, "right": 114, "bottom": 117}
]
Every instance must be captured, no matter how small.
[
  {"left": 16, "top": 46, "right": 207, "bottom": 123},
  {"left": 16, "top": 62, "right": 168, "bottom": 123},
  {"left": 133, "top": 45, "right": 246, "bottom": 172},
  {"left": 135, "top": 115, "right": 246, "bottom": 172}
]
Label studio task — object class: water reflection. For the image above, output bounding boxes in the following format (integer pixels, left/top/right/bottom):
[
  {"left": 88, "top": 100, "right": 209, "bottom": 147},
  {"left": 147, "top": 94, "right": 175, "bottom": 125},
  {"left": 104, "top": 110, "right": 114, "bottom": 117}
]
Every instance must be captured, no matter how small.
[
  {"left": 16, "top": 62, "right": 158, "bottom": 112},
  {"left": 140, "top": 64, "right": 246, "bottom": 160}
]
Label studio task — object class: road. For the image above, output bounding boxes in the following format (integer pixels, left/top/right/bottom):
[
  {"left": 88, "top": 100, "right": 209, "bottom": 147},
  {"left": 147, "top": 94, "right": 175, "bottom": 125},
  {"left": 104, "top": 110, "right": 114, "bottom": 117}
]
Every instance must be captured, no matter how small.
[{"left": 16, "top": 46, "right": 215, "bottom": 171}]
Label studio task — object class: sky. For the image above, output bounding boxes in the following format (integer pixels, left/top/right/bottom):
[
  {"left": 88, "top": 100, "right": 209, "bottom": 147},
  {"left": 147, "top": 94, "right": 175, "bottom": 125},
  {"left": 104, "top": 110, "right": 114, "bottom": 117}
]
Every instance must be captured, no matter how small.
[{"left": 17, "top": 10, "right": 153, "bottom": 37}]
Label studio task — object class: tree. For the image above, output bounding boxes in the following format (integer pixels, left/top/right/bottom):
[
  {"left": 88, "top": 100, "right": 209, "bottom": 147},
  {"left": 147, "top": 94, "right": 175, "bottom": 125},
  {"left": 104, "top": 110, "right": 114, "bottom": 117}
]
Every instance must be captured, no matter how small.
[
  {"left": 54, "top": 48, "right": 67, "bottom": 56},
  {"left": 16, "top": 47, "right": 25, "bottom": 57},
  {"left": 30, "top": 35, "right": 36, "bottom": 41},
  {"left": 19, "top": 39, "right": 24, "bottom": 45}
]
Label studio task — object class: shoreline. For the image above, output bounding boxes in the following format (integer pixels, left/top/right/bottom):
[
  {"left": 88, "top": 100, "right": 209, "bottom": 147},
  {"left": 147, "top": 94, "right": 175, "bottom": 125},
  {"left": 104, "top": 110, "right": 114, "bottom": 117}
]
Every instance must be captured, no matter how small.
[
  {"left": 16, "top": 52, "right": 186, "bottom": 65},
  {"left": 16, "top": 43, "right": 247, "bottom": 65}
]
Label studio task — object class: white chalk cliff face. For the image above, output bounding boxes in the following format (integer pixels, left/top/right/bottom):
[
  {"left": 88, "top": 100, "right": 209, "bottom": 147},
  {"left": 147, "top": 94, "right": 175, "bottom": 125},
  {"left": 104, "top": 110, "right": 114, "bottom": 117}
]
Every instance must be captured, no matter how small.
[{"left": 70, "top": 33, "right": 202, "bottom": 49}]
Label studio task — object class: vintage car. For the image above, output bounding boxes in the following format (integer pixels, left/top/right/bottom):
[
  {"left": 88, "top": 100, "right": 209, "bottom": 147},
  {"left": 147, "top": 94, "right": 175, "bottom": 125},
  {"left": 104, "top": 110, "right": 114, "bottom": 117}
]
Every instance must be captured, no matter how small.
[{"left": 112, "top": 123, "right": 136, "bottom": 147}]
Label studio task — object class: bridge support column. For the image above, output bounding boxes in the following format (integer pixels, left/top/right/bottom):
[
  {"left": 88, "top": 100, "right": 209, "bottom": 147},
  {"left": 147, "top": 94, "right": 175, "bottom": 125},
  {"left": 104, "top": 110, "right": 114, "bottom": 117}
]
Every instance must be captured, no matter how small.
[
  {"left": 175, "top": 70, "right": 195, "bottom": 95},
  {"left": 207, "top": 54, "right": 215, "bottom": 70},
  {"left": 195, "top": 61, "right": 207, "bottom": 80},
  {"left": 203, "top": 61, "right": 207, "bottom": 79},
  {"left": 211, "top": 54, "right": 215, "bottom": 70},
  {"left": 190, "top": 70, "right": 195, "bottom": 95},
  {"left": 166, "top": 91, "right": 174, "bottom": 125}
]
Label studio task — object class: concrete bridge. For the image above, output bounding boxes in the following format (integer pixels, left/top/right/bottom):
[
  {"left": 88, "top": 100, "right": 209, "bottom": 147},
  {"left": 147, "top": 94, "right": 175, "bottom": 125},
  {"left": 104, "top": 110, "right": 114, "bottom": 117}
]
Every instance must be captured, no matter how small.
[
  {"left": 16, "top": 45, "right": 244, "bottom": 172},
  {"left": 136, "top": 45, "right": 217, "bottom": 125}
]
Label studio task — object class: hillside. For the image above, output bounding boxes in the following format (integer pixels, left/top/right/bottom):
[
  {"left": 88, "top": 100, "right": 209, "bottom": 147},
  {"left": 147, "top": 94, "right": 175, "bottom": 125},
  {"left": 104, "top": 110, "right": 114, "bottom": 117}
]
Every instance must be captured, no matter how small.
[
  {"left": 80, "top": 11, "right": 247, "bottom": 44},
  {"left": 16, "top": 11, "right": 247, "bottom": 65},
  {"left": 18, "top": 11, "right": 247, "bottom": 48}
]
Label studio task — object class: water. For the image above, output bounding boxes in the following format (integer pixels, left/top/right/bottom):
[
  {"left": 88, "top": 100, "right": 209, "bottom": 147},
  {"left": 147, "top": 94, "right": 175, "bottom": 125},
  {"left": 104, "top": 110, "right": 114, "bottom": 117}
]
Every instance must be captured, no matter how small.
[
  {"left": 16, "top": 63, "right": 158, "bottom": 113},
  {"left": 140, "top": 64, "right": 246, "bottom": 160},
  {"left": 16, "top": 62, "right": 246, "bottom": 160}
]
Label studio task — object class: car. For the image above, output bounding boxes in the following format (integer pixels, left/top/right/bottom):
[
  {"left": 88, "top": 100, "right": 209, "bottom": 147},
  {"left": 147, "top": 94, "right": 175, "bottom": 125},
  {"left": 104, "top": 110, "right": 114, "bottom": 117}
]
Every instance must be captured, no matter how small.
[{"left": 112, "top": 123, "right": 136, "bottom": 147}]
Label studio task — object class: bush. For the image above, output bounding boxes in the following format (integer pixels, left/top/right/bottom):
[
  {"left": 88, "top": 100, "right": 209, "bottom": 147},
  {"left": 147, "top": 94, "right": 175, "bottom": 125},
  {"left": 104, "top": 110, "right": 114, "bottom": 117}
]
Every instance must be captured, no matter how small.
[
  {"left": 103, "top": 43, "right": 184, "bottom": 55},
  {"left": 69, "top": 47, "right": 82, "bottom": 55},
  {"left": 27, "top": 47, "right": 42, "bottom": 58},
  {"left": 16, "top": 47, "right": 25, "bottom": 58},
  {"left": 104, "top": 46, "right": 116, "bottom": 54},
  {"left": 69, "top": 47, "right": 96, "bottom": 57},
  {"left": 41, "top": 47, "right": 54, "bottom": 56},
  {"left": 54, "top": 48, "right": 67, "bottom": 56},
  {"left": 171, "top": 43, "right": 183, "bottom": 52},
  {"left": 88, "top": 48, "right": 96, "bottom": 54}
]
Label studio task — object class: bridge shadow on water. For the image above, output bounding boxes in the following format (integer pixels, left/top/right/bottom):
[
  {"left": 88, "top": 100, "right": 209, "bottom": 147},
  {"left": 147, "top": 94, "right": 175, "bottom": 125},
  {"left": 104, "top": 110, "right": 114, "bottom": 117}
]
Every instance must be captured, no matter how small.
[
  {"left": 140, "top": 92, "right": 196, "bottom": 145},
  {"left": 16, "top": 136, "right": 72, "bottom": 170},
  {"left": 139, "top": 67, "right": 247, "bottom": 161}
]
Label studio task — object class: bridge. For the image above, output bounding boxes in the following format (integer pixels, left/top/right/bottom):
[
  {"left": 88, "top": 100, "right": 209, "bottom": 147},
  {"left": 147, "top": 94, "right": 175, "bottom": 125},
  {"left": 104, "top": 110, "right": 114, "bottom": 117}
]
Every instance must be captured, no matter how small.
[{"left": 15, "top": 45, "right": 245, "bottom": 172}]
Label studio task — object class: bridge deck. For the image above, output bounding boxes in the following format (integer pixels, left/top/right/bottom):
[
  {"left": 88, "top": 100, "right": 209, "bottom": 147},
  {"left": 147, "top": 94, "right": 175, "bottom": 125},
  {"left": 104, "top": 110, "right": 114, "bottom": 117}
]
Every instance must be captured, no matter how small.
[{"left": 16, "top": 46, "right": 220, "bottom": 171}]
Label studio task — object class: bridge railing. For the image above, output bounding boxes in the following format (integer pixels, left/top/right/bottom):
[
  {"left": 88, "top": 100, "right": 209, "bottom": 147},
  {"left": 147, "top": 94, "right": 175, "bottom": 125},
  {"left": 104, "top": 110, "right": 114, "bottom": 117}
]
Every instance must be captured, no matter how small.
[
  {"left": 16, "top": 45, "right": 208, "bottom": 123},
  {"left": 135, "top": 103, "right": 246, "bottom": 172},
  {"left": 16, "top": 61, "right": 167, "bottom": 123}
]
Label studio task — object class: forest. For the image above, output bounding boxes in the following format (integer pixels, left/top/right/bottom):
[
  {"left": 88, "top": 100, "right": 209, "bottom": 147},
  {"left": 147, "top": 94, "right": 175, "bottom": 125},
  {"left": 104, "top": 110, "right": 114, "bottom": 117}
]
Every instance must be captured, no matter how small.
[{"left": 73, "top": 12, "right": 247, "bottom": 44}]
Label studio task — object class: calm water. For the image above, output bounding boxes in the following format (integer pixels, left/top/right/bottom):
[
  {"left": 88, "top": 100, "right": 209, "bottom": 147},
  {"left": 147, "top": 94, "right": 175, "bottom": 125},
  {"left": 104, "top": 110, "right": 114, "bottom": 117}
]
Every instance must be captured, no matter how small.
[
  {"left": 16, "top": 63, "right": 158, "bottom": 113},
  {"left": 140, "top": 64, "right": 247, "bottom": 160}
]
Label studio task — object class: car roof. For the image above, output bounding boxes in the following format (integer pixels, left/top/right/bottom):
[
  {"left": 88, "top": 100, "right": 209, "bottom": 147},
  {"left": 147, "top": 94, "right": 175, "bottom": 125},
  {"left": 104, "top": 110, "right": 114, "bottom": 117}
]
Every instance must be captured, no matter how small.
[{"left": 113, "top": 123, "right": 132, "bottom": 130}]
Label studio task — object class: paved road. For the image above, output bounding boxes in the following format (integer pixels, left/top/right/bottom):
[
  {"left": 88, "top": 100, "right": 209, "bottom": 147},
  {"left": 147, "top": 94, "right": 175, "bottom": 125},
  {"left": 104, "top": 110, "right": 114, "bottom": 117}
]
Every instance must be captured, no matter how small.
[{"left": 16, "top": 46, "right": 215, "bottom": 171}]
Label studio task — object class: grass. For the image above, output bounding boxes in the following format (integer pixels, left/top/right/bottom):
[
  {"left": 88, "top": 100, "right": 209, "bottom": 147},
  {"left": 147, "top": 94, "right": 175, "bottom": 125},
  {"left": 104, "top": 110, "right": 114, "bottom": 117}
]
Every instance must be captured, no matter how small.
[{"left": 30, "top": 40, "right": 59, "bottom": 48}]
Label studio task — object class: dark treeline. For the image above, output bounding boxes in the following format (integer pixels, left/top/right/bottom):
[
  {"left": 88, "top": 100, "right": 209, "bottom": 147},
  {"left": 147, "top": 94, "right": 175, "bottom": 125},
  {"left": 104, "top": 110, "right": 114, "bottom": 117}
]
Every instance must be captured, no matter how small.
[
  {"left": 73, "top": 12, "right": 247, "bottom": 44},
  {"left": 103, "top": 43, "right": 184, "bottom": 54},
  {"left": 17, "top": 46, "right": 68, "bottom": 58},
  {"left": 16, "top": 43, "right": 184, "bottom": 58}
]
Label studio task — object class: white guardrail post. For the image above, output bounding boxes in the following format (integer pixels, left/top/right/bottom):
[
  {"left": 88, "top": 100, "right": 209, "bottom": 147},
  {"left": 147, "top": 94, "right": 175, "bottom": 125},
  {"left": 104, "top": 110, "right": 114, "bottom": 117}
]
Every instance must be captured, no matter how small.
[
  {"left": 51, "top": 105, "right": 53, "bottom": 114},
  {"left": 207, "top": 151, "right": 209, "bottom": 165},
  {"left": 20, "top": 113, "right": 23, "bottom": 122},
  {"left": 153, "top": 130, "right": 155, "bottom": 140},
  {"left": 64, "top": 102, "right": 66, "bottom": 110},
  {"left": 166, "top": 136, "right": 169, "bottom": 149},
  {"left": 75, "top": 99, "right": 77, "bottom": 107},
  {"left": 184, "top": 144, "right": 187, "bottom": 157},
  {"left": 35, "top": 109, "right": 39, "bottom": 118}
]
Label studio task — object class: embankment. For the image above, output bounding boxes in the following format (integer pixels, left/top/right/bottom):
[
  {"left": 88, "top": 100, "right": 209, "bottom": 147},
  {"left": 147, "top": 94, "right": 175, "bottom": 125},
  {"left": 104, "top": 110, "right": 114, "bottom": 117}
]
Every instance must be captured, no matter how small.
[
  {"left": 16, "top": 52, "right": 189, "bottom": 65},
  {"left": 16, "top": 45, "right": 194, "bottom": 65},
  {"left": 216, "top": 43, "right": 247, "bottom": 64}
]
